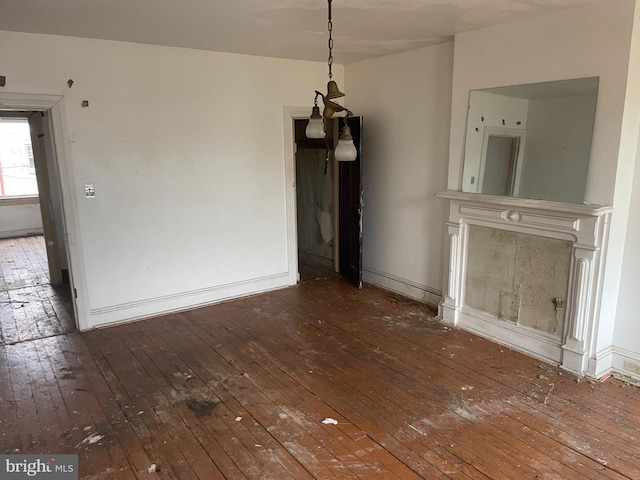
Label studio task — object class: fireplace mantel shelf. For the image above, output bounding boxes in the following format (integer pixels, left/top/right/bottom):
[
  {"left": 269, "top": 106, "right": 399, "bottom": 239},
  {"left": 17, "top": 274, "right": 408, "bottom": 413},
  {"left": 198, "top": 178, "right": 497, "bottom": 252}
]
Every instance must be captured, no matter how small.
[{"left": 435, "top": 191, "right": 612, "bottom": 217}]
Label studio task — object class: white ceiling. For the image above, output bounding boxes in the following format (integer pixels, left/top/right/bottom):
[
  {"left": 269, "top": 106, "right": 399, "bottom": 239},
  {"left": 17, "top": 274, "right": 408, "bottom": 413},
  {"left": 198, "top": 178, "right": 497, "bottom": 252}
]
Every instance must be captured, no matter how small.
[{"left": 0, "top": 0, "right": 604, "bottom": 64}]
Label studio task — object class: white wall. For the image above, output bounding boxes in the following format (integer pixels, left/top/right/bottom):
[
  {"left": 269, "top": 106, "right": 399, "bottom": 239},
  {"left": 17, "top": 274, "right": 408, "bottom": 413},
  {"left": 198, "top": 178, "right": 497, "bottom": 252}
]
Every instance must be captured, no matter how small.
[
  {"left": 613, "top": 1, "right": 640, "bottom": 377},
  {"left": 519, "top": 95, "right": 596, "bottom": 203},
  {"left": 449, "top": 0, "right": 634, "bottom": 205},
  {"left": 345, "top": 42, "right": 454, "bottom": 306},
  {"left": 614, "top": 143, "right": 640, "bottom": 371},
  {"left": 0, "top": 200, "right": 43, "bottom": 238},
  {"left": 0, "top": 30, "right": 338, "bottom": 328},
  {"left": 448, "top": 0, "right": 639, "bottom": 377}
]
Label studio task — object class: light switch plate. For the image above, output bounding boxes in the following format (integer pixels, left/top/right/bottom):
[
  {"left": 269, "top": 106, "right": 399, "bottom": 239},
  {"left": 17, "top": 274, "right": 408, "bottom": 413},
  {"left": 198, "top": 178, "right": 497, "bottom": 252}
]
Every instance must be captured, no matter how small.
[{"left": 84, "top": 184, "right": 95, "bottom": 198}]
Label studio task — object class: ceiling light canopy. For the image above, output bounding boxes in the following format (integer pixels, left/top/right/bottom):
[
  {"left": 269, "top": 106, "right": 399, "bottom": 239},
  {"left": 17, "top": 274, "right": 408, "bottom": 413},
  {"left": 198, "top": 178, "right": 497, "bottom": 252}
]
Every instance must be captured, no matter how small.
[{"left": 305, "top": 0, "right": 357, "bottom": 162}]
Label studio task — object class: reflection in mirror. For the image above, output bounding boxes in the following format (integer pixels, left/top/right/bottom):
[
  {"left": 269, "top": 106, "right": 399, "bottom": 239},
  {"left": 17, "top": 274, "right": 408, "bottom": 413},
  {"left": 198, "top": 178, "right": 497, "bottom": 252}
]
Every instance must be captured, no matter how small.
[{"left": 462, "top": 77, "right": 599, "bottom": 203}]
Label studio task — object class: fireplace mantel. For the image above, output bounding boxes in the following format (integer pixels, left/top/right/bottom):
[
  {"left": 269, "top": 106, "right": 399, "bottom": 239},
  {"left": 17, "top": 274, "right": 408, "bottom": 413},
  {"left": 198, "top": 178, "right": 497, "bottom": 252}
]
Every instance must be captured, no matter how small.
[{"left": 435, "top": 191, "right": 612, "bottom": 375}]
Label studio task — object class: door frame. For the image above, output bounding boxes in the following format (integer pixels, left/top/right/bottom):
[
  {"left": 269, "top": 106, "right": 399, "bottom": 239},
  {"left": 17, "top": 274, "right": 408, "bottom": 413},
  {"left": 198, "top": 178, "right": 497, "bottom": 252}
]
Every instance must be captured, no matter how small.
[
  {"left": 27, "top": 112, "right": 63, "bottom": 285},
  {"left": 283, "top": 107, "right": 307, "bottom": 285},
  {"left": 284, "top": 107, "right": 344, "bottom": 284},
  {"left": 0, "top": 92, "right": 90, "bottom": 330},
  {"left": 337, "top": 115, "right": 363, "bottom": 289},
  {"left": 478, "top": 126, "right": 526, "bottom": 196}
]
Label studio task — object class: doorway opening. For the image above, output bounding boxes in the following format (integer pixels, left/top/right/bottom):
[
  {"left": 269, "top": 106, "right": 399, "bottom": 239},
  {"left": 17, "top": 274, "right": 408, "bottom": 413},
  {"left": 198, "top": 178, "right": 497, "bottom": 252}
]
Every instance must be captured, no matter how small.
[
  {"left": 478, "top": 127, "right": 525, "bottom": 196},
  {"left": 294, "top": 118, "right": 339, "bottom": 282},
  {"left": 0, "top": 111, "right": 76, "bottom": 344},
  {"left": 287, "top": 110, "right": 363, "bottom": 288}
]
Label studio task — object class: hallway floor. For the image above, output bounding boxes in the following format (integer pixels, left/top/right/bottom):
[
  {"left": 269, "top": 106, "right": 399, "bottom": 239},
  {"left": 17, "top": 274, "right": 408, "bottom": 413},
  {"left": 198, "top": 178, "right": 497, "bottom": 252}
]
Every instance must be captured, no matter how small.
[
  {"left": 0, "top": 235, "right": 75, "bottom": 345},
  {"left": 298, "top": 253, "right": 337, "bottom": 283},
  {"left": 1, "top": 272, "right": 640, "bottom": 479}
]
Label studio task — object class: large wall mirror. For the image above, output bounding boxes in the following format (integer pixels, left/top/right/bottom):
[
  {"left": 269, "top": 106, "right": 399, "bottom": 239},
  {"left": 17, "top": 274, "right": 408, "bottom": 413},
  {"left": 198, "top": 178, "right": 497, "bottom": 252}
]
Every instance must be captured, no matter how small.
[{"left": 461, "top": 77, "right": 599, "bottom": 203}]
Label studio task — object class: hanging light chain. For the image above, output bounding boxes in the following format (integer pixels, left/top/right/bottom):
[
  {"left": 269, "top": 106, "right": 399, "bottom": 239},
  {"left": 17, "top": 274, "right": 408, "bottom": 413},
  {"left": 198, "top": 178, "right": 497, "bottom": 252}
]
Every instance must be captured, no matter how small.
[{"left": 327, "top": 0, "right": 333, "bottom": 80}]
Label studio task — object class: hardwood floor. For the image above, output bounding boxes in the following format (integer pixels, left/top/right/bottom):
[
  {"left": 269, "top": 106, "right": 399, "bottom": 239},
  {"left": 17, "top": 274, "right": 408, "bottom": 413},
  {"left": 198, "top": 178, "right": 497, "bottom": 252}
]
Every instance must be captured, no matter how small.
[
  {"left": 298, "top": 253, "right": 336, "bottom": 282},
  {"left": 1, "top": 273, "right": 640, "bottom": 478},
  {"left": 0, "top": 235, "right": 75, "bottom": 345}
]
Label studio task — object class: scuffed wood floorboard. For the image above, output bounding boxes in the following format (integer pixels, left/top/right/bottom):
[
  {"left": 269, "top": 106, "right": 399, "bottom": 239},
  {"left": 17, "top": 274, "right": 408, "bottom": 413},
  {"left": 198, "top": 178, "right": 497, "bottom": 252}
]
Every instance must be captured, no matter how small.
[{"left": 1, "top": 274, "right": 639, "bottom": 479}]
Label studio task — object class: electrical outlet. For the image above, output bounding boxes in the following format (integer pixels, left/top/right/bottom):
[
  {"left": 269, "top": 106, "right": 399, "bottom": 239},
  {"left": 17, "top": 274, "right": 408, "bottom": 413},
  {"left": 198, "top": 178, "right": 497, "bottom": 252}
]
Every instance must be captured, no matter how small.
[
  {"left": 623, "top": 360, "right": 640, "bottom": 374},
  {"left": 84, "top": 183, "right": 95, "bottom": 198}
]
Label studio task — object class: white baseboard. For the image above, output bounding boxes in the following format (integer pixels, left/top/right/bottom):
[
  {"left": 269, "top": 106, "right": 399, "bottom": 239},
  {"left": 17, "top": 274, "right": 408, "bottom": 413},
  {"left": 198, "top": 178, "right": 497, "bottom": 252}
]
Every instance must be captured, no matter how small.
[
  {"left": 611, "top": 347, "right": 640, "bottom": 382},
  {"left": 0, "top": 228, "right": 44, "bottom": 239},
  {"left": 363, "top": 267, "right": 442, "bottom": 308},
  {"left": 88, "top": 272, "right": 290, "bottom": 329},
  {"left": 586, "top": 346, "right": 640, "bottom": 381},
  {"left": 458, "top": 306, "right": 563, "bottom": 364},
  {"left": 587, "top": 346, "right": 613, "bottom": 379}
]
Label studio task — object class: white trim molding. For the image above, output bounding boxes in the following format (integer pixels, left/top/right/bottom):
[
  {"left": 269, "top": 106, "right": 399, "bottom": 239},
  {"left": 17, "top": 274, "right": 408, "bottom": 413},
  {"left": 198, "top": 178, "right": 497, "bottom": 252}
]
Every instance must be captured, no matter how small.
[
  {"left": 478, "top": 127, "right": 526, "bottom": 197},
  {"left": 611, "top": 347, "right": 640, "bottom": 383},
  {"left": 588, "top": 345, "right": 613, "bottom": 379},
  {"left": 0, "top": 195, "right": 40, "bottom": 206},
  {"left": 283, "top": 107, "right": 312, "bottom": 288},
  {"left": 90, "top": 272, "right": 290, "bottom": 327},
  {"left": 0, "top": 92, "right": 90, "bottom": 330},
  {"left": 0, "top": 228, "right": 44, "bottom": 239},
  {"left": 435, "top": 191, "right": 612, "bottom": 376},
  {"left": 363, "top": 267, "right": 442, "bottom": 308},
  {"left": 460, "top": 305, "right": 563, "bottom": 364}
]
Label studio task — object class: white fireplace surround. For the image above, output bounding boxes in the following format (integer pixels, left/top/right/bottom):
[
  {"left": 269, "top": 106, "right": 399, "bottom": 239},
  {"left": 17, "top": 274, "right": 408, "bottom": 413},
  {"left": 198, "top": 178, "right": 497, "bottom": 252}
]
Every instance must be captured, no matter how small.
[{"left": 435, "top": 191, "right": 612, "bottom": 376}]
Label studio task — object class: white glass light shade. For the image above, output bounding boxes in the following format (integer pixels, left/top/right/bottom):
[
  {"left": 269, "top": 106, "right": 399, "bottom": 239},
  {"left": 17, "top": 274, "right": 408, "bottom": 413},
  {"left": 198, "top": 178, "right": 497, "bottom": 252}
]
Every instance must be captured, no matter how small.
[
  {"left": 335, "top": 138, "right": 357, "bottom": 161},
  {"left": 334, "top": 125, "right": 357, "bottom": 161},
  {"left": 306, "top": 117, "right": 325, "bottom": 139},
  {"left": 305, "top": 106, "right": 325, "bottom": 139}
]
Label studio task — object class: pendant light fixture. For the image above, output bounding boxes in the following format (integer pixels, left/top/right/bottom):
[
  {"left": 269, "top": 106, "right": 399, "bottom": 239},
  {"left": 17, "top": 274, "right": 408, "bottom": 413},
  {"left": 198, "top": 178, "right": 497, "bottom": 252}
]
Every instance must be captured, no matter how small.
[{"left": 305, "top": 0, "right": 358, "bottom": 162}]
